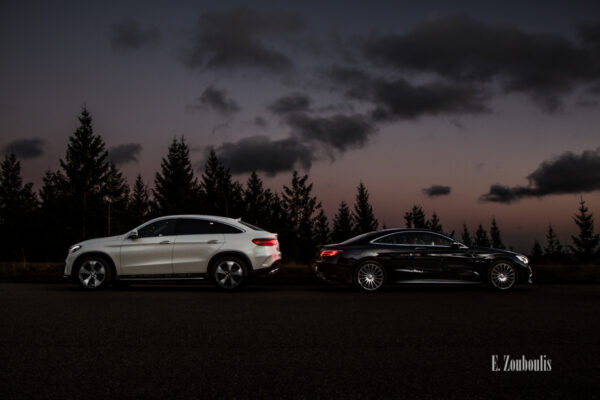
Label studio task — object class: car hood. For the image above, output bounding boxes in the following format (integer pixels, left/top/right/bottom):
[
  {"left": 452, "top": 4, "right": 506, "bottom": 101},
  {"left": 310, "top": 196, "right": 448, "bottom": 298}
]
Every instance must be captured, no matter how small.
[{"left": 76, "top": 235, "right": 125, "bottom": 247}]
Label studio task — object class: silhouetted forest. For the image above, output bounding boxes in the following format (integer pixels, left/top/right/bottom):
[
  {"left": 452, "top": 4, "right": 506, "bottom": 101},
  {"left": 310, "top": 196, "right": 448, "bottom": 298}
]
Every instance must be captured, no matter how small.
[{"left": 0, "top": 108, "right": 599, "bottom": 263}]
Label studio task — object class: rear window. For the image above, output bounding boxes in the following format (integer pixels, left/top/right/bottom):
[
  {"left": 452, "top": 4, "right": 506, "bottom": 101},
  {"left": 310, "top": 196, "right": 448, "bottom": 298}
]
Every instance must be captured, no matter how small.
[
  {"left": 238, "top": 221, "right": 266, "bottom": 231},
  {"left": 178, "top": 219, "right": 243, "bottom": 235}
]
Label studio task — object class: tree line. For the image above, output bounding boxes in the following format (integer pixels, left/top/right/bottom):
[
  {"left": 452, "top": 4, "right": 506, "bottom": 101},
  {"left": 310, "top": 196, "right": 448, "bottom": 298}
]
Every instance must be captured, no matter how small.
[{"left": 0, "top": 108, "right": 599, "bottom": 264}]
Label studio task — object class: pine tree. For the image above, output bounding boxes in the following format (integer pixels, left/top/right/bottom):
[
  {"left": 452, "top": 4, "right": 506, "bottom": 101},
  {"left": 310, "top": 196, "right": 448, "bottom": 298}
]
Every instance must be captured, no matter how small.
[
  {"left": 314, "top": 208, "right": 331, "bottom": 246},
  {"left": 569, "top": 198, "right": 599, "bottom": 260},
  {"left": 405, "top": 205, "right": 427, "bottom": 228},
  {"left": 544, "top": 224, "right": 563, "bottom": 260},
  {"left": 200, "top": 149, "right": 242, "bottom": 217},
  {"left": 59, "top": 107, "right": 112, "bottom": 240},
  {"left": 489, "top": 217, "right": 505, "bottom": 249},
  {"left": 0, "top": 153, "right": 38, "bottom": 260},
  {"left": 281, "top": 171, "right": 320, "bottom": 261},
  {"left": 104, "top": 163, "right": 130, "bottom": 235},
  {"left": 427, "top": 212, "right": 443, "bottom": 232},
  {"left": 129, "top": 174, "right": 152, "bottom": 227},
  {"left": 352, "top": 182, "right": 378, "bottom": 234},
  {"left": 243, "top": 171, "right": 272, "bottom": 226},
  {"left": 461, "top": 224, "right": 473, "bottom": 246},
  {"left": 332, "top": 201, "right": 354, "bottom": 243},
  {"left": 154, "top": 137, "right": 199, "bottom": 215},
  {"left": 475, "top": 224, "right": 491, "bottom": 247},
  {"left": 531, "top": 240, "right": 544, "bottom": 261}
]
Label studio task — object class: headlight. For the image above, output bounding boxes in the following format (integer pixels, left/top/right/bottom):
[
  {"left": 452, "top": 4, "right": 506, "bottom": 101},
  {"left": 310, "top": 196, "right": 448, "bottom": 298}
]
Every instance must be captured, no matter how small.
[
  {"left": 516, "top": 255, "right": 529, "bottom": 264},
  {"left": 68, "top": 244, "right": 82, "bottom": 254}
]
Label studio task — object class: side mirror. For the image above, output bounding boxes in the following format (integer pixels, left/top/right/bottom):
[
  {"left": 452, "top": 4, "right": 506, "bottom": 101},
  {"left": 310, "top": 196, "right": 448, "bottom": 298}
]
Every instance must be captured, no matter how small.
[{"left": 127, "top": 230, "right": 139, "bottom": 240}]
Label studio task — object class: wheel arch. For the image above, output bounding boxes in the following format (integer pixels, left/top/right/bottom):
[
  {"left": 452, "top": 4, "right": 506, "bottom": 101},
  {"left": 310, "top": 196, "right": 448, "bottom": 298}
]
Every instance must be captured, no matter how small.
[
  {"left": 208, "top": 251, "right": 254, "bottom": 276},
  {"left": 72, "top": 251, "right": 118, "bottom": 279}
]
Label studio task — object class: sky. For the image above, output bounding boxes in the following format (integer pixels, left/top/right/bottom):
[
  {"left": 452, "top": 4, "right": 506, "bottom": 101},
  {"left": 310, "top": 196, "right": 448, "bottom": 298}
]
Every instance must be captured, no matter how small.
[{"left": 2, "top": 0, "right": 600, "bottom": 251}]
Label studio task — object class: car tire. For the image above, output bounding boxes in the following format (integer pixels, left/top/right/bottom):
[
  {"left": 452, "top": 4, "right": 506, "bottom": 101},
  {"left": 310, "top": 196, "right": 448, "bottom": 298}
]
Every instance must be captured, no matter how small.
[
  {"left": 211, "top": 257, "right": 248, "bottom": 291},
  {"left": 74, "top": 256, "right": 113, "bottom": 290},
  {"left": 487, "top": 261, "right": 517, "bottom": 291},
  {"left": 354, "top": 261, "right": 386, "bottom": 292}
]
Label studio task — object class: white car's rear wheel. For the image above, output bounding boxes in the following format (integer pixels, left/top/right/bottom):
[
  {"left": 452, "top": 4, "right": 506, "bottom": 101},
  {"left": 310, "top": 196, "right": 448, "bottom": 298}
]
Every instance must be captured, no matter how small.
[
  {"left": 212, "top": 257, "right": 248, "bottom": 291},
  {"left": 75, "top": 256, "right": 112, "bottom": 290}
]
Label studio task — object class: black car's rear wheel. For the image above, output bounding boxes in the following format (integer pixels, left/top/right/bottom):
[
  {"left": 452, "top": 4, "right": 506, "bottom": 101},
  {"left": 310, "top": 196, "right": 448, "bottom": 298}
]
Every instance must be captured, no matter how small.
[
  {"left": 488, "top": 261, "right": 517, "bottom": 290},
  {"left": 354, "top": 261, "right": 385, "bottom": 292}
]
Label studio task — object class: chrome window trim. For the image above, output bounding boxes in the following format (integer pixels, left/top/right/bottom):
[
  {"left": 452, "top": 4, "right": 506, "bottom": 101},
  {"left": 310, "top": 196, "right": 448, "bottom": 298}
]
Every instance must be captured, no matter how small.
[{"left": 369, "top": 230, "right": 464, "bottom": 248}]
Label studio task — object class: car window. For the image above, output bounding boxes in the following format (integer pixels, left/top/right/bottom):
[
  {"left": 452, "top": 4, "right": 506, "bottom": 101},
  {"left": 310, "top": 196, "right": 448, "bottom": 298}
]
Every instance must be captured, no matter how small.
[
  {"left": 138, "top": 219, "right": 177, "bottom": 238},
  {"left": 415, "top": 232, "right": 454, "bottom": 246},
  {"left": 374, "top": 232, "right": 419, "bottom": 245},
  {"left": 178, "top": 219, "right": 243, "bottom": 235}
]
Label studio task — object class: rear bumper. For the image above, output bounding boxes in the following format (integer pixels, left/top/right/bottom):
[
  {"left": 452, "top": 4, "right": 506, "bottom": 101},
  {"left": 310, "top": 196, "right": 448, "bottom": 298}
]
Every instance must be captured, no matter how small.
[
  {"left": 252, "top": 260, "right": 281, "bottom": 276},
  {"left": 314, "top": 261, "right": 353, "bottom": 284}
]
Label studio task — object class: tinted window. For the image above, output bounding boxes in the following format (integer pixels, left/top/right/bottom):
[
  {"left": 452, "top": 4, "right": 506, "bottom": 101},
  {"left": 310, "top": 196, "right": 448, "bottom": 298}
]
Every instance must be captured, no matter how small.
[
  {"left": 138, "top": 219, "right": 177, "bottom": 238},
  {"left": 178, "top": 219, "right": 243, "bottom": 235},
  {"left": 415, "top": 232, "right": 454, "bottom": 246},
  {"left": 239, "top": 221, "right": 265, "bottom": 231},
  {"left": 374, "top": 232, "right": 420, "bottom": 245}
]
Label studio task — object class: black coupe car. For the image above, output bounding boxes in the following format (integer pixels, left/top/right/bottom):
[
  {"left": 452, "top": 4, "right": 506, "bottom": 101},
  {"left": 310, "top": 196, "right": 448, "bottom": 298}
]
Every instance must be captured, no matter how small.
[{"left": 315, "top": 229, "right": 532, "bottom": 292}]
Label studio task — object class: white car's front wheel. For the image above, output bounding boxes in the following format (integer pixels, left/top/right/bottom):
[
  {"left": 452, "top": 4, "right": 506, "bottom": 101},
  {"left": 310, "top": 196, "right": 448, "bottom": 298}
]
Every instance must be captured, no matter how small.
[
  {"left": 211, "top": 257, "right": 248, "bottom": 291},
  {"left": 75, "top": 256, "right": 112, "bottom": 290}
]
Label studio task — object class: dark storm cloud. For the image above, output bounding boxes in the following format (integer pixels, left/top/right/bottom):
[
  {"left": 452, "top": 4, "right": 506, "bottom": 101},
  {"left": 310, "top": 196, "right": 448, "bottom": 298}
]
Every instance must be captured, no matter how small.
[
  {"left": 214, "top": 135, "right": 314, "bottom": 176},
  {"left": 268, "top": 93, "right": 311, "bottom": 115},
  {"left": 422, "top": 185, "right": 452, "bottom": 197},
  {"left": 108, "top": 143, "right": 142, "bottom": 166},
  {"left": 191, "top": 86, "right": 241, "bottom": 116},
  {"left": 327, "top": 66, "right": 489, "bottom": 121},
  {"left": 182, "top": 5, "right": 305, "bottom": 72},
  {"left": 285, "top": 112, "right": 377, "bottom": 151},
  {"left": 3, "top": 138, "right": 44, "bottom": 159},
  {"left": 254, "top": 116, "right": 268, "bottom": 128},
  {"left": 110, "top": 18, "right": 161, "bottom": 52},
  {"left": 480, "top": 147, "right": 600, "bottom": 203},
  {"left": 364, "top": 15, "right": 600, "bottom": 111}
]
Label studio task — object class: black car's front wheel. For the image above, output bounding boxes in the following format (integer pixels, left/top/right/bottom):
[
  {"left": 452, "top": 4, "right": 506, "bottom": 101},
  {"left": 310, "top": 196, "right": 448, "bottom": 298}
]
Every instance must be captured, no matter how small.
[
  {"left": 488, "top": 261, "right": 517, "bottom": 291},
  {"left": 354, "top": 261, "right": 386, "bottom": 292}
]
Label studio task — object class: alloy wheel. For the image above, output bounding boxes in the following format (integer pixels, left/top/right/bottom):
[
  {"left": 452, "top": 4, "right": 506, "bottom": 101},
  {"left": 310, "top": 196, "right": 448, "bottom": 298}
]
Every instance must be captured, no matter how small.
[
  {"left": 490, "top": 262, "right": 516, "bottom": 290},
  {"left": 356, "top": 262, "right": 385, "bottom": 291},
  {"left": 78, "top": 260, "right": 107, "bottom": 289},
  {"left": 214, "top": 260, "right": 244, "bottom": 290}
]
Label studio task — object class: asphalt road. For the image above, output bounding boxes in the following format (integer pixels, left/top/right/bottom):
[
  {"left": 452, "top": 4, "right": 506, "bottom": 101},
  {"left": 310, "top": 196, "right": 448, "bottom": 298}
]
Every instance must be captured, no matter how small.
[{"left": 1, "top": 283, "right": 599, "bottom": 399}]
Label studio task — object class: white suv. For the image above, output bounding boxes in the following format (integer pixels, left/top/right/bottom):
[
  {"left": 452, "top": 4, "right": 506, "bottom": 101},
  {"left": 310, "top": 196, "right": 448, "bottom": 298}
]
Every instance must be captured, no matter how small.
[{"left": 64, "top": 215, "right": 282, "bottom": 291}]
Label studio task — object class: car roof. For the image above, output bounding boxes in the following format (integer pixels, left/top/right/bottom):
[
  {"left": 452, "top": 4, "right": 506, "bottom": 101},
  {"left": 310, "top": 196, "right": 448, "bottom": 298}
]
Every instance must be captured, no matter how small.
[
  {"left": 339, "top": 228, "right": 450, "bottom": 245},
  {"left": 148, "top": 215, "right": 242, "bottom": 224}
]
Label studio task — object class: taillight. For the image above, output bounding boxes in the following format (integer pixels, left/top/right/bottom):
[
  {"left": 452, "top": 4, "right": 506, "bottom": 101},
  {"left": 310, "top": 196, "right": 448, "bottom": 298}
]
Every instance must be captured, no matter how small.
[
  {"left": 252, "top": 238, "right": 278, "bottom": 246},
  {"left": 319, "top": 250, "right": 342, "bottom": 257}
]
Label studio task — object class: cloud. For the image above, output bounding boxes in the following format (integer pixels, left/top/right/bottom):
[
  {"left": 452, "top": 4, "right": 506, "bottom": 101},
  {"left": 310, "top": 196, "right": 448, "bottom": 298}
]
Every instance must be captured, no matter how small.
[
  {"left": 3, "top": 138, "right": 44, "bottom": 159},
  {"left": 254, "top": 116, "right": 268, "bottom": 128},
  {"left": 182, "top": 5, "right": 305, "bottom": 72},
  {"left": 110, "top": 18, "right": 161, "bottom": 52},
  {"left": 108, "top": 143, "right": 142, "bottom": 166},
  {"left": 190, "top": 86, "right": 241, "bottom": 116},
  {"left": 363, "top": 15, "right": 600, "bottom": 111},
  {"left": 327, "top": 66, "right": 489, "bottom": 121},
  {"left": 480, "top": 147, "right": 600, "bottom": 203},
  {"left": 214, "top": 135, "right": 314, "bottom": 176},
  {"left": 285, "top": 112, "right": 377, "bottom": 152},
  {"left": 422, "top": 185, "right": 451, "bottom": 197},
  {"left": 268, "top": 93, "right": 311, "bottom": 115}
]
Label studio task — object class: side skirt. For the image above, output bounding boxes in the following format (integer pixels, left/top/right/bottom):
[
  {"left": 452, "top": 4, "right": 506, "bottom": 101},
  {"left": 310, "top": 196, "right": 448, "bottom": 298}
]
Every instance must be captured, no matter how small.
[{"left": 117, "top": 273, "right": 208, "bottom": 281}]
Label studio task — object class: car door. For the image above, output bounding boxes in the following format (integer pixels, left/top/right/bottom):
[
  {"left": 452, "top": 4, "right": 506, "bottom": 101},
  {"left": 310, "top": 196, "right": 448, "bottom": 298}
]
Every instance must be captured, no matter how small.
[
  {"left": 119, "top": 218, "right": 177, "bottom": 276},
  {"left": 413, "top": 232, "right": 479, "bottom": 282},
  {"left": 171, "top": 218, "right": 225, "bottom": 274},
  {"left": 371, "top": 232, "right": 431, "bottom": 282}
]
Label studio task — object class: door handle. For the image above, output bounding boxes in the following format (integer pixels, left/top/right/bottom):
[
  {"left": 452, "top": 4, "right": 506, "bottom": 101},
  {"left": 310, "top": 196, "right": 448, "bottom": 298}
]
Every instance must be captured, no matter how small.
[
  {"left": 207, "top": 240, "right": 219, "bottom": 244},
  {"left": 159, "top": 240, "right": 171, "bottom": 245}
]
